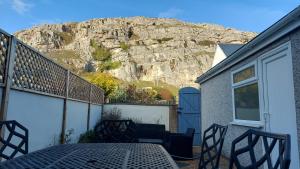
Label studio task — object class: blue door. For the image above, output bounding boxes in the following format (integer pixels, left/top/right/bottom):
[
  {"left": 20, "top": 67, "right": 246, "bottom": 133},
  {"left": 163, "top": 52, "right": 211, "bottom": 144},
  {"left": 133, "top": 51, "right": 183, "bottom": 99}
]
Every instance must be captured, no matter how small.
[{"left": 178, "top": 87, "right": 201, "bottom": 145}]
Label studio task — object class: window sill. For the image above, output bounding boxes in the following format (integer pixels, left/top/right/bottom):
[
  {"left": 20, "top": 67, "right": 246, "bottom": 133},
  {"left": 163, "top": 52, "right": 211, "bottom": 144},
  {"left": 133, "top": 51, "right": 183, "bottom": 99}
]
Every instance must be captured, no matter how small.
[{"left": 230, "top": 121, "right": 264, "bottom": 128}]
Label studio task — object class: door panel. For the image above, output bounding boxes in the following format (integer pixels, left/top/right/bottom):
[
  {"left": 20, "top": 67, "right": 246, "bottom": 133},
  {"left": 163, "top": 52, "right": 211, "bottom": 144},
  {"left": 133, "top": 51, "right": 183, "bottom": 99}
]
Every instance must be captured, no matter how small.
[
  {"left": 178, "top": 87, "right": 201, "bottom": 145},
  {"left": 261, "top": 45, "right": 299, "bottom": 169}
]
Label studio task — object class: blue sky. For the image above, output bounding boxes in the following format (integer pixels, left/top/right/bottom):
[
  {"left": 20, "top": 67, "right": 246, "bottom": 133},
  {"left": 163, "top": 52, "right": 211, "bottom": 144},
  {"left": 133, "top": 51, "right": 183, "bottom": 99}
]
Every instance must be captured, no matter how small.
[{"left": 1, "top": 0, "right": 299, "bottom": 34}]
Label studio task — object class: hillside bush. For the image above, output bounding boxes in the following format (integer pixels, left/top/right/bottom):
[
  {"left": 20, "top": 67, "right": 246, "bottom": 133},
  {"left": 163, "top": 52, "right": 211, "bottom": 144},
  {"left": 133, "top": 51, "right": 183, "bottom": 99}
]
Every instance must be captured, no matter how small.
[
  {"left": 156, "top": 88, "right": 174, "bottom": 100},
  {"left": 98, "top": 61, "right": 122, "bottom": 72},
  {"left": 84, "top": 73, "right": 120, "bottom": 97},
  {"left": 120, "top": 42, "right": 130, "bottom": 51},
  {"left": 90, "top": 40, "right": 112, "bottom": 61}
]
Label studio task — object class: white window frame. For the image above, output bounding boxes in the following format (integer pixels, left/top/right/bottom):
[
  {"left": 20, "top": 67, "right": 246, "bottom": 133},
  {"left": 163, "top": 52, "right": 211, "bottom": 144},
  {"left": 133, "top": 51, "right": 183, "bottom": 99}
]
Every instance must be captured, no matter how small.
[{"left": 230, "top": 61, "right": 263, "bottom": 128}]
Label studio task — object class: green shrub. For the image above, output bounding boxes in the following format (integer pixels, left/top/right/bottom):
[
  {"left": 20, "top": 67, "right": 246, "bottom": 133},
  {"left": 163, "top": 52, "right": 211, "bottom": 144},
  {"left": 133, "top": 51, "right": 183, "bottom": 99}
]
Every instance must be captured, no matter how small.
[
  {"left": 98, "top": 61, "right": 122, "bottom": 72},
  {"left": 120, "top": 42, "right": 130, "bottom": 51},
  {"left": 102, "top": 107, "right": 122, "bottom": 120},
  {"left": 90, "top": 40, "right": 112, "bottom": 61},
  {"left": 83, "top": 72, "right": 120, "bottom": 97},
  {"left": 78, "top": 130, "right": 97, "bottom": 143},
  {"left": 156, "top": 88, "right": 174, "bottom": 100}
]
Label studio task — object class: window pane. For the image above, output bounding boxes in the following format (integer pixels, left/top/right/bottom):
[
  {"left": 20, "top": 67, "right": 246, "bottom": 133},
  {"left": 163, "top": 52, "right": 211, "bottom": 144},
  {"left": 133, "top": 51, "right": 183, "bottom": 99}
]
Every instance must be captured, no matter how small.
[
  {"left": 233, "top": 65, "right": 255, "bottom": 83},
  {"left": 234, "top": 83, "right": 260, "bottom": 121}
]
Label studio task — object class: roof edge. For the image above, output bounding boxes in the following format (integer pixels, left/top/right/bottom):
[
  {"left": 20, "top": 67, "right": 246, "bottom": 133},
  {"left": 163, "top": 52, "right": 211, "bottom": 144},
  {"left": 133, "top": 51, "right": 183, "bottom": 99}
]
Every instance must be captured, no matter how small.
[{"left": 196, "top": 5, "right": 300, "bottom": 84}]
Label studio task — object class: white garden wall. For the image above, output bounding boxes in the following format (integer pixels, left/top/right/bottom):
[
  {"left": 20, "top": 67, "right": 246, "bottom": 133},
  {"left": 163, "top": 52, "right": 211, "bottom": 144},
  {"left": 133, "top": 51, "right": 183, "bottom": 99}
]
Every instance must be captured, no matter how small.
[
  {"left": 103, "top": 104, "right": 171, "bottom": 130},
  {"left": 4, "top": 89, "right": 103, "bottom": 152},
  {"left": 89, "top": 104, "right": 102, "bottom": 129},
  {"left": 65, "top": 100, "right": 88, "bottom": 143},
  {"left": 6, "top": 90, "right": 64, "bottom": 152}
]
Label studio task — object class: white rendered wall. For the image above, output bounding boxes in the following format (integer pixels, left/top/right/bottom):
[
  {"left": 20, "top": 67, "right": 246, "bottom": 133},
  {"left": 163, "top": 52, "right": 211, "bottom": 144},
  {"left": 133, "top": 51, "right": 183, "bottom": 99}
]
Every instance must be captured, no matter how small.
[
  {"left": 212, "top": 45, "right": 227, "bottom": 67},
  {"left": 89, "top": 104, "right": 102, "bottom": 129},
  {"left": 6, "top": 89, "right": 64, "bottom": 152},
  {"left": 103, "top": 104, "right": 170, "bottom": 130},
  {"left": 65, "top": 100, "right": 88, "bottom": 143}
]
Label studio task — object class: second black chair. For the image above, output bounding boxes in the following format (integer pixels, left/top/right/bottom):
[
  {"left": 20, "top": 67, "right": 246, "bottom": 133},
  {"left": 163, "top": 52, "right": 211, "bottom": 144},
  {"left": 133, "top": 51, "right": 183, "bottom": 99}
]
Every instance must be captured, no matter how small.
[
  {"left": 0, "top": 120, "right": 28, "bottom": 160},
  {"left": 94, "top": 120, "right": 137, "bottom": 143},
  {"left": 229, "top": 129, "right": 291, "bottom": 169},
  {"left": 198, "top": 123, "right": 228, "bottom": 169}
]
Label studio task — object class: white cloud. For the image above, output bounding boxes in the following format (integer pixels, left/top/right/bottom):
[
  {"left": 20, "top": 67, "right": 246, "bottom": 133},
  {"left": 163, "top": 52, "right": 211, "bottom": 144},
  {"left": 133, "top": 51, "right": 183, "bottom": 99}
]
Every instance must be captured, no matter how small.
[
  {"left": 11, "top": 0, "right": 33, "bottom": 14},
  {"left": 158, "top": 8, "right": 183, "bottom": 18}
]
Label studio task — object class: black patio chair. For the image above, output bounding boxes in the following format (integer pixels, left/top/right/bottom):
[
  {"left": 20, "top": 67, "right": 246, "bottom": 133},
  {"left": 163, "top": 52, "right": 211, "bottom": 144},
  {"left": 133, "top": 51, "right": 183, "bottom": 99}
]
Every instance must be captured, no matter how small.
[
  {"left": 229, "top": 129, "right": 291, "bottom": 169},
  {"left": 165, "top": 128, "right": 195, "bottom": 159},
  {"left": 198, "top": 123, "right": 228, "bottom": 169},
  {"left": 0, "top": 120, "right": 28, "bottom": 160},
  {"left": 94, "top": 120, "right": 137, "bottom": 143}
]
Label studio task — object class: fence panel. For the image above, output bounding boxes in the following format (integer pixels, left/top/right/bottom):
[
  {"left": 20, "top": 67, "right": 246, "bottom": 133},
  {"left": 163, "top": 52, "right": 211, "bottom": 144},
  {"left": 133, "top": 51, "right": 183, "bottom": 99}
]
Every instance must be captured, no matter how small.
[
  {"left": 90, "top": 84, "right": 104, "bottom": 104},
  {"left": 12, "top": 40, "right": 67, "bottom": 97},
  {"left": 68, "top": 73, "right": 90, "bottom": 102},
  {"left": 0, "top": 31, "right": 10, "bottom": 84}
]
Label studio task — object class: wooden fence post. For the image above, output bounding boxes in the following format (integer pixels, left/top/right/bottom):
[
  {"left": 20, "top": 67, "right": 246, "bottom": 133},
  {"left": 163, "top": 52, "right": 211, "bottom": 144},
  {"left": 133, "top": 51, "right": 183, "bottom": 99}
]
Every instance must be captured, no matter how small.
[
  {"left": 87, "top": 84, "right": 91, "bottom": 131},
  {"left": 0, "top": 35, "right": 16, "bottom": 121},
  {"left": 60, "top": 70, "right": 69, "bottom": 144},
  {"left": 0, "top": 35, "right": 16, "bottom": 138}
]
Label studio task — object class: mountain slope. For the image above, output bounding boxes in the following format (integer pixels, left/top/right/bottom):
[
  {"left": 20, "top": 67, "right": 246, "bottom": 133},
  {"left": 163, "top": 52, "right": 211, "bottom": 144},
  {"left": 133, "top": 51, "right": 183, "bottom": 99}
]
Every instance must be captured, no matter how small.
[{"left": 15, "top": 17, "right": 256, "bottom": 87}]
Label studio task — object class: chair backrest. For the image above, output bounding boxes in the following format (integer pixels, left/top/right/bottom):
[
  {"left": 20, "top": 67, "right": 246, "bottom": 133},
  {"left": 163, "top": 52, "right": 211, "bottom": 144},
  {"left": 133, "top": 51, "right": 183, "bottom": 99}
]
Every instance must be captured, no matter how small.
[
  {"left": 185, "top": 128, "right": 195, "bottom": 138},
  {"left": 229, "top": 129, "right": 291, "bottom": 169},
  {"left": 136, "top": 123, "right": 166, "bottom": 139},
  {"left": 94, "top": 120, "right": 137, "bottom": 143},
  {"left": 0, "top": 120, "right": 28, "bottom": 160},
  {"left": 198, "top": 123, "right": 228, "bottom": 169}
]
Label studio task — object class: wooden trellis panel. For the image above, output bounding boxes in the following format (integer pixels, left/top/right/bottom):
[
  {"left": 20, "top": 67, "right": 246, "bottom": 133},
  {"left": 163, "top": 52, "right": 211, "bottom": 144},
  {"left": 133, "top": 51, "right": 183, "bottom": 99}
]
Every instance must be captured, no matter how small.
[
  {"left": 68, "top": 72, "right": 90, "bottom": 102},
  {"left": 0, "top": 32, "right": 9, "bottom": 84},
  {"left": 12, "top": 41, "right": 67, "bottom": 97}
]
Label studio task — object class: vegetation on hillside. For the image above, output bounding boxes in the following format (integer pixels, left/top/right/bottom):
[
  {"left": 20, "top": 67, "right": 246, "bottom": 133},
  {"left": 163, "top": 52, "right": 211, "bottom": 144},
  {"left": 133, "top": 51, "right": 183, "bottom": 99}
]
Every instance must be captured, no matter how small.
[
  {"left": 45, "top": 50, "right": 83, "bottom": 73},
  {"left": 90, "top": 40, "right": 122, "bottom": 71},
  {"left": 90, "top": 40, "right": 112, "bottom": 61},
  {"left": 83, "top": 72, "right": 120, "bottom": 97},
  {"left": 120, "top": 42, "right": 130, "bottom": 51}
]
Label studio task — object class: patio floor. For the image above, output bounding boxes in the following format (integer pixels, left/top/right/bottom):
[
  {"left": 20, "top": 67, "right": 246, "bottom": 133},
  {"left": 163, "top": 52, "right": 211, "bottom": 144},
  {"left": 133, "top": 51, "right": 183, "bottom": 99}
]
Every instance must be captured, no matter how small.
[{"left": 175, "top": 147, "right": 230, "bottom": 169}]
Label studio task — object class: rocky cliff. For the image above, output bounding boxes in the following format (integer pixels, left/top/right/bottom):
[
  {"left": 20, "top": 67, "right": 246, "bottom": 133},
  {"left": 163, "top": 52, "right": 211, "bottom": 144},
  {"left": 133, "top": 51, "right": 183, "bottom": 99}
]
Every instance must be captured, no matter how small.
[{"left": 15, "top": 17, "right": 256, "bottom": 87}]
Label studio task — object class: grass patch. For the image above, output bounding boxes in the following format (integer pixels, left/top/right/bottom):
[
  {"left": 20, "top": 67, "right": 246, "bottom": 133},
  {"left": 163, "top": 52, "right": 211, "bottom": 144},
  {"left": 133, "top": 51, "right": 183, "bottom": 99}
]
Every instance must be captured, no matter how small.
[
  {"left": 120, "top": 42, "right": 130, "bottom": 51},
  {"left": 98, "top": 61, "right": 122, "bottom": 71},
  {"left": 56, "top": 32, "right": 74, "bottom": 45},
  {"left": 193, "top": 50, "right": 215, "bottom": 57},
  {"left": 155, "top": 37, "right": 173, "bottom": 44},
  {"left": 90, "top": 40, "right": 112, "bottom": 61},
  {"left": 45, "top": 50, "right": 82, "bottom": 72},
  {"left": 197, "top": 40, "right": 215, "bottom": 46}
]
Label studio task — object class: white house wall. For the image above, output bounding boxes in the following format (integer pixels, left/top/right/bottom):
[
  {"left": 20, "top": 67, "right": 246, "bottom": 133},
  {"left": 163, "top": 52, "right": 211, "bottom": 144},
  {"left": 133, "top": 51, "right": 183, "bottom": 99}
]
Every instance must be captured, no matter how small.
[
  {"left": 212, "top": 45, "right": 227, "bottom": 67},
  {"left": 200, "top": 31, "right": 294, "bottom": 160}
]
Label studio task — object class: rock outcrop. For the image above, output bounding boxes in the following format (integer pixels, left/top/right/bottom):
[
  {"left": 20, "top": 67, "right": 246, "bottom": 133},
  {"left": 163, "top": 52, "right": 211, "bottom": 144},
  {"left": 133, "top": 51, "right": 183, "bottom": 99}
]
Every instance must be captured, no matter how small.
[{"left": 15, "top": 17, "right": 256, "bottom": 87}]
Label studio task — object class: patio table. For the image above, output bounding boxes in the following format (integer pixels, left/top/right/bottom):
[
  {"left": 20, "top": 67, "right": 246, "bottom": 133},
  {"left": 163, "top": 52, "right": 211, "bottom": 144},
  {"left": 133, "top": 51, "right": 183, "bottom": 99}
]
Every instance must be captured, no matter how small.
[{"left": 0, "top": 143, "right": 179, "bottom": 169}]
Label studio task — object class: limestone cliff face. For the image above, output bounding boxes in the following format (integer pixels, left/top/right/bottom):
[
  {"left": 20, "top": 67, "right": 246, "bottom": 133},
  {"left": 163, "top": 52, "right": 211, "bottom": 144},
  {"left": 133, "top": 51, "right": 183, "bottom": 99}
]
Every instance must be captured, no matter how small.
[{"left": 15, "top": 17, "right": 256, "bottom": 87}]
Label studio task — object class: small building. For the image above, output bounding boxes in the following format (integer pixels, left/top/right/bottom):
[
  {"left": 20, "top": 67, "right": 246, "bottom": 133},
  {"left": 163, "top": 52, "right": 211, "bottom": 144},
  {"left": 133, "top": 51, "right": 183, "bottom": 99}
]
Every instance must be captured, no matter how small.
[
  {"left": 196, "top": 6, "right": 300, "bottom": 169},
  {"left": 212, "top": 43, "right": 243, "bottom": 67}
]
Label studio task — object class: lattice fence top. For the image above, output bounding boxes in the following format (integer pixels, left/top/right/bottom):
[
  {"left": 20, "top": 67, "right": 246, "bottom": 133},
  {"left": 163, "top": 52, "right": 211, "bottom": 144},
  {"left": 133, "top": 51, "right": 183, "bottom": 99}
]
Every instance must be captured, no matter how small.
[
  {"left": 91, "top": 84, "right": 104, "bottom": 104},
  {"left": 0, "top": 29, "right": 104, "bottom": 104},
  {"left": 0, "top": 31, "right": 9, "bottom": 84},
  {"left": 68, "top": 72, "right": 91, "bottom": 101},
  {"left": 12, "top": 41, "right": 67, "bottom": 97}
]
